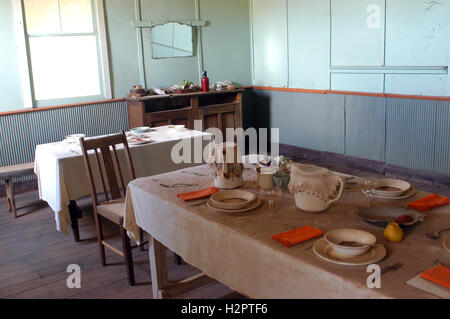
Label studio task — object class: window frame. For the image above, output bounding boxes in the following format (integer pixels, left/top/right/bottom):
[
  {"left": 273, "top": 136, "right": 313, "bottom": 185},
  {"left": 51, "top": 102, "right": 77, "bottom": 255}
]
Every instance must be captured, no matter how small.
[{"left": 15, "top": 0, "right": 111, "bottom": 108}]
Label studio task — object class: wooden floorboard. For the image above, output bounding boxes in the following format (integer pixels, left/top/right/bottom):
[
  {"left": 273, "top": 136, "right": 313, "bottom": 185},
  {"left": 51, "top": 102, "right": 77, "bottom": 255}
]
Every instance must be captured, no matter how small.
[
  {"left": 0, "top": 160, "right": 448, "bottom": 299},
  {"left": 0, "top": 191, "right": 240, "bottom": 299}
]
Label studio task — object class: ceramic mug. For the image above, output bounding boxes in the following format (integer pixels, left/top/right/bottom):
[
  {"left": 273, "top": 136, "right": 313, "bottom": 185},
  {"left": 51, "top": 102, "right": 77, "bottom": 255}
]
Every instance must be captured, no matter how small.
[{"left": 257, "top": 167, "right": 277, "bottom": 189}]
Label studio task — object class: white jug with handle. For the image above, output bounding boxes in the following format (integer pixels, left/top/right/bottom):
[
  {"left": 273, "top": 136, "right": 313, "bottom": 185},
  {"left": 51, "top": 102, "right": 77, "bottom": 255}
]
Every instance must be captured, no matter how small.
[
  {"left": 288, "top": 163, "right": 345, "bottom": 212},
  {"left": 208, "top": 142, "right": 244, "bottom": 189}
]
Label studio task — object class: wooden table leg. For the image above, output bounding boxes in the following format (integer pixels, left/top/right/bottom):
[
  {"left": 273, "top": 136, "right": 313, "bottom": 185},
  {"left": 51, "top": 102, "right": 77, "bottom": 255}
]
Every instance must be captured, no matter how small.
[
  {"left": 149, "top": 237, "right": 169, "bottom": 299},
  {"left": 68, "top": 200, "right": 82, "bottom": 242},
  {"left": 148, "top": 236, "right": 215, "bottom": 299},
  {"left": 5, "top": 180, "right": 17, "bottom": 218}
]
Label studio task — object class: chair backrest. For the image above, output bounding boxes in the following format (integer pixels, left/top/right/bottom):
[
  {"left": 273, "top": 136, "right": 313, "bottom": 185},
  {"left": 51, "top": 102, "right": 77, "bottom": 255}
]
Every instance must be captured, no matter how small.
[{"left": 80, "top": 130, "right": 136, "bottom": 205}]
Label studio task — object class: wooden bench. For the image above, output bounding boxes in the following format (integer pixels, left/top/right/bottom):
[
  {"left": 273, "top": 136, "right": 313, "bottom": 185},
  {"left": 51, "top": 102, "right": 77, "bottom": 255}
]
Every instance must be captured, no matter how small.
[{"left": 0, "top": 162, "right": 35, "bottom": 218}]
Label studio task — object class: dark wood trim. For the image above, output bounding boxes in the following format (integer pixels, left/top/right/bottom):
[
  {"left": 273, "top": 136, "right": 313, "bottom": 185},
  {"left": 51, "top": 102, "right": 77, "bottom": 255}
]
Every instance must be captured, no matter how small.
[
  {"left": 278, "top": 143, "right": 450, "bottom": 188},
  {"left": 0, "top": 98, "right": 125, "bottom": 117},
  {"left": 254, "top": 86, "right": 450, "bottom": 101}
]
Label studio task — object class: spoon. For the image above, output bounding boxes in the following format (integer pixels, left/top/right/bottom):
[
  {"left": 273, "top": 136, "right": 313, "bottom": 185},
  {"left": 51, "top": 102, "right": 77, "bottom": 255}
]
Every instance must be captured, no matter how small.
[
  {"left": 425, "top": 227, "right": 450, "bottom": 240},
  {"left": 338, "top": 241, "right": 381, "bottom": 248}
]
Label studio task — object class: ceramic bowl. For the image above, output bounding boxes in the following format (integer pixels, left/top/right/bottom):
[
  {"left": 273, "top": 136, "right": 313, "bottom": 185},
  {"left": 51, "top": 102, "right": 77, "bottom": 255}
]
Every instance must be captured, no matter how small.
[
  {"left": 210, "top": 190, "right": 256, "bottom": 210},
  {"left": 324, "top": 229, "right": 377, "bottom": 258},
  {"left": 131, "top": 126, "right": 150, "bottom": 134},
  {"left": 370, "top": 178, "right": 411, "bottom": 197}
]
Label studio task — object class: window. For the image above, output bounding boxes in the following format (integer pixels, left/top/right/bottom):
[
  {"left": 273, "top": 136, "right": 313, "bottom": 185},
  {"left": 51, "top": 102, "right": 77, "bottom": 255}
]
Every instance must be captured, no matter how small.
[{"left": 21, "top": 0, "right": 110, "bottom": 107}]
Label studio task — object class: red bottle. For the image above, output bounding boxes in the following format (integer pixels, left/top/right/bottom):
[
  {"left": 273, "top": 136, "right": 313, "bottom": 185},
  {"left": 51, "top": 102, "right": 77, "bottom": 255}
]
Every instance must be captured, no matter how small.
[{"left": 201, "top": 70, "right": 209, "bottom": 92}]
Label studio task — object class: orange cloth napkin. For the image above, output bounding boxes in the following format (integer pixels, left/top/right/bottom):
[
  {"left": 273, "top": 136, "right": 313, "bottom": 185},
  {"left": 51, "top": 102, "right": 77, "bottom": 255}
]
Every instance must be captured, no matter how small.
[
  {"left": 177, "top": 187, "right": 219, "bottom": 201},
  {"left": 272, "top": 225, "right": 324, "bottom": 247},
  {"left": 421, "top": 265, "right": 450, "bottom": 289},
  {"left": 407, "top": 194, "right": 450, "bottom": 211}
]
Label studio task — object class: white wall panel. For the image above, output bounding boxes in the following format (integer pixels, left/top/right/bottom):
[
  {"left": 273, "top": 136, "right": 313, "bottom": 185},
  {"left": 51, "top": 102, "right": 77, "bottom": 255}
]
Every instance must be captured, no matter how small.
[
  {"left": 331, "top": 0, "right": 385, "bottom": 66},
  {"left": 288, "top": 0, "right": 330, "bottom": 89},
  {"left": 252, "top": 0, "right": 288, "bottom": 87}
]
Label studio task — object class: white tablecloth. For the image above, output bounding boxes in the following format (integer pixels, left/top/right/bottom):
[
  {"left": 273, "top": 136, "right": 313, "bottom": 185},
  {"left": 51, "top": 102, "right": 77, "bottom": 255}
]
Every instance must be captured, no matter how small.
[
  {"left": 124, "top": 163, "right": 450, "bottom": 298},
  {"left": 34, "top": 126, "right": 212, "bottom": 233}
]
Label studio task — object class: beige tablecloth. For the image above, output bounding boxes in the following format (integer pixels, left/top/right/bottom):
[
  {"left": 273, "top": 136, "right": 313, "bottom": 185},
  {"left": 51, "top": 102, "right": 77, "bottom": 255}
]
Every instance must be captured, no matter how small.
[
  {"left": 124, "top": 163, "right": 450, "bottom": 298},
  {"left": 34, "top": 126, "right": 211, "bottom": 233}
]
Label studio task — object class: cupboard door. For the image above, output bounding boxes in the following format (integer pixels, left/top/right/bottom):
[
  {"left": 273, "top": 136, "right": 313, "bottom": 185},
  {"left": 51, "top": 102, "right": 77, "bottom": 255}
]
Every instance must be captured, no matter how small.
[{"left": 144, "top": 108, "right": 193, "bottom": 129}]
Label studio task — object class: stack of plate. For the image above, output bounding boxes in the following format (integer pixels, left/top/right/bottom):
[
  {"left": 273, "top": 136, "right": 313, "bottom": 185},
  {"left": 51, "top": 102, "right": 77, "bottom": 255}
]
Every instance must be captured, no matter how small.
[
  {"left": 64, "top": 134, "right": 85, "bottom": 144},
  {"left": 364, "top": 178, "right": 415, "bottom": 200},
  {"left": 207, "top": 190, "right": 261, "bottom": 213}
]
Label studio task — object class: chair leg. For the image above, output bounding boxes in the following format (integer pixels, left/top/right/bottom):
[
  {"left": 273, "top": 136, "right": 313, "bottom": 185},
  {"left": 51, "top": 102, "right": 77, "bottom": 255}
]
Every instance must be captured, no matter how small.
[
  {"left": 175, "top": 253, "right": 183, "bottom": 265},
  {"left": 5, "top": 180, "right": 17, "bottom": 218},
  {"left": 120, "top": 225, "right": 135, "bottom": 286},
  {"left": 140, "top": 229, "right": 145, "bottom": 251},
  {"left": 94, "top": 212, "right": 106, "bottom": 266}
]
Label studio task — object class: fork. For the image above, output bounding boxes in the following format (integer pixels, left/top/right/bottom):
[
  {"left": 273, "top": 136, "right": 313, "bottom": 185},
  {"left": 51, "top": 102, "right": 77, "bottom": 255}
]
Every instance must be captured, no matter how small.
[
  {"left": 160, "top": 183, "right": 199, "bottom": 188},
  {"left": 381, "top": 262, "right": 402, "bottom": 274},
  {"left": 182, "top": 171, "right": 209, "bottom": 177}
]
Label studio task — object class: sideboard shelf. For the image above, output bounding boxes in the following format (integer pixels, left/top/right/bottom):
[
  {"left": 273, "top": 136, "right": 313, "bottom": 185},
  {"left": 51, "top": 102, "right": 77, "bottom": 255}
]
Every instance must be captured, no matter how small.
[{"left": 125, "top": 89, "right": 244, "bottom": 133}]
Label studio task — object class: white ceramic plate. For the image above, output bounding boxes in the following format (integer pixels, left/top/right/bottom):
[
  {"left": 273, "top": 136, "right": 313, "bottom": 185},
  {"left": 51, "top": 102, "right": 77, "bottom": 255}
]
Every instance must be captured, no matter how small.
[
  {"left": 168, "top": 125, "right": 185, "bottom": 130},
  {"left": 356, "top": 207, "right": 425, "bottom": 227},
  {"left": 207, "top": 198, "right": 262, "bottom": 214},
  {"left": 370, "top": 178, "right": 411, "bottom": 197},
  {"left": 313, "top": 238, "right": 386, "bottom": 266},
  {"left": 210, "top": 190, "right": 256, "bottom": 210},
  {"left": 64, "top": 134, "right": 85, "bottom": 144},
  {"left": 444, "top": 236, "right": 450, "bottom": 253},
  {"left": 363, "top": 187, "right": 417, "bottom": 200},
  {"left": 127, "top": 137, "right": 154, "bottom": 145}
]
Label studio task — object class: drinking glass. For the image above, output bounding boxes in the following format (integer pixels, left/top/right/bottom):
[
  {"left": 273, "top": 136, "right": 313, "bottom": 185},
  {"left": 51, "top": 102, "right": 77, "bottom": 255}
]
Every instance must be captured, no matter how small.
[
  {"left": 360, "top": 178, "right": 377, "bottom": 207},
  {"left": 259, "top": 186, "right": 283, "bottom": 216}
]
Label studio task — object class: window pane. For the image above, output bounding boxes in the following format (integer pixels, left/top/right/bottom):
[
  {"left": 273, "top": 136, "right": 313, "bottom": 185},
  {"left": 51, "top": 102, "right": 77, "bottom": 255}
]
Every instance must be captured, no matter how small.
[
  {"left": 29, "top": 36, "right": 100, "bottom": 100},
  {"left": 24, "top": 0, "right": 60, "bottom": 34},
  {"left": 60, "top": 0, "right": 94, "bottom": 33}
]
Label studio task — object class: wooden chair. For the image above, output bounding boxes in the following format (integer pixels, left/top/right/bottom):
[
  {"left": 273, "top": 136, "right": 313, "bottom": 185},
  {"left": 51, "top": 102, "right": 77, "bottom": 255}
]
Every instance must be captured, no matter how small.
[{"left": 79, "top": 130, "right": 143, "bottom": 286}]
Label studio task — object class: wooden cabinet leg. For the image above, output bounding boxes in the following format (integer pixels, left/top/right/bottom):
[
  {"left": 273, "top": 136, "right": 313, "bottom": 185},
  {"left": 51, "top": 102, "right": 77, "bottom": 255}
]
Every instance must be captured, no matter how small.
[
  {"left": 5, "top": 180, "right": 17, "bottom": 218},
  {"left": 149, "top": 237, "right": 169, "bottom": 299}
]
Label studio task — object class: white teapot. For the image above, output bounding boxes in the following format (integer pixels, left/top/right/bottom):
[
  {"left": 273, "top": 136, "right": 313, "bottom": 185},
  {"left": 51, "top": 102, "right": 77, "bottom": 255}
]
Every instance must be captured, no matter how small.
[
  {"left": 288, "top": 163, "right": 345, "bottom": 212},
  {"left": 208, "top": 142, "right": 244, "bottom": 189}
]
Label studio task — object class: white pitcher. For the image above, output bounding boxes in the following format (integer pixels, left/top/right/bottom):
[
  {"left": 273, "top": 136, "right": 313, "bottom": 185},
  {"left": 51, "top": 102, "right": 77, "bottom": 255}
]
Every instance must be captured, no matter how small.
[{"left": 288, "top": 163, "right": 345, "bottom": 212}]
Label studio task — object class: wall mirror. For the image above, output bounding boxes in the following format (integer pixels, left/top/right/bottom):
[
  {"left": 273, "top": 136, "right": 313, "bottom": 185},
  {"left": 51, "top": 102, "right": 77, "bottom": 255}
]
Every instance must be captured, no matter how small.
[{"left": 151, "top": 22, "right": 194, "bottom": 58}]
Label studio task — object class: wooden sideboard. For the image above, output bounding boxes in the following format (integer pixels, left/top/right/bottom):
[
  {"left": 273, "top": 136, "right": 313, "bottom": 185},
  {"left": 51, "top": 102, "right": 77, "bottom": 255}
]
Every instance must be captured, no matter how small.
[{"left": 125, "top": 89, "right": 244, "bottom": 134}]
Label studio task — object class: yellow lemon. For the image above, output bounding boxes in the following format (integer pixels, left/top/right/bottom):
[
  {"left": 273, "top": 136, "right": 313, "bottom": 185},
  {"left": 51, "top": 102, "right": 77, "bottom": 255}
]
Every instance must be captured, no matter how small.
[{"left": 384, "top": 222, "right": 404, "bottom": 242}]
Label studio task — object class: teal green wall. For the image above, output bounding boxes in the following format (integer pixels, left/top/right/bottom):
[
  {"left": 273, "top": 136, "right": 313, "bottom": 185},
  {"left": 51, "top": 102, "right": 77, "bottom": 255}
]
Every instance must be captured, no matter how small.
[
  {"left": 0, "top": 0, "right": 252, "bottom": 111},
  {"left": 103, "top": 0, "right": 252, "bottom": 97},
  {"left": 251, "top": 0, "right": 450, "bottom": 96},
  {"left": 0, "top": 0, "right": 25, "bottom": 111}
]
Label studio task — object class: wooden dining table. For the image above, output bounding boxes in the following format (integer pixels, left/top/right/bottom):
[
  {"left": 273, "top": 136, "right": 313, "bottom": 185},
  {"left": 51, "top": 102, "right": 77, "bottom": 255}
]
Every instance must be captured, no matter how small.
[
  {"left": 34, "top": 126, "right": 212, "bottom": 240},
  {"left": 124, "top": 159, "right": 450, "bottom": 299}
]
